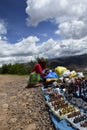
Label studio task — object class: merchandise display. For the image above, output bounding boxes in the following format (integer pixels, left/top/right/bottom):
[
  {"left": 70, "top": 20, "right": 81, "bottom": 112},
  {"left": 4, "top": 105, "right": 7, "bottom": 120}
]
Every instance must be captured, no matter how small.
[
  {"left": 41, "top": 79, "right": 87, "bottom": 129},
  {"left": 41, "top": 67, "right": 87, "bottom": 130}
]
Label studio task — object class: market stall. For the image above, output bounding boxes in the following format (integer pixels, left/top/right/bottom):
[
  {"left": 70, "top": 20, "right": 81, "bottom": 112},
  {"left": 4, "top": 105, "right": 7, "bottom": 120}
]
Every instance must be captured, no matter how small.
[{"left": 41, "top": 67, "right": 87, "bottom": 130}]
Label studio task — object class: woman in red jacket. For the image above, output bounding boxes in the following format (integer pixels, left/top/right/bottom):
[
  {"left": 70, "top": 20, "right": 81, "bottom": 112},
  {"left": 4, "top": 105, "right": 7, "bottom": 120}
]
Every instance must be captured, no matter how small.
[
  {"left": 33, "top": 58, "right": 46, "bottom": 76},
  {"left": 26, "top": 58, "right": 47, "bottom": 88}
]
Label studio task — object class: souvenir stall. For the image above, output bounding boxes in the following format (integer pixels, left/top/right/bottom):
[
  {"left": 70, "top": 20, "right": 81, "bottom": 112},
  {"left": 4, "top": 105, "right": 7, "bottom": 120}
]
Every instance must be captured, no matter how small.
[{"left": 41, "top": 67, "right": 87, "bottom": 130}]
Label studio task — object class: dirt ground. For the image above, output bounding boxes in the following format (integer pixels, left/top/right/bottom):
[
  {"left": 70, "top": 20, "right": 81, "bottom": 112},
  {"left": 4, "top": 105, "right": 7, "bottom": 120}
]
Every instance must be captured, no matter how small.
[{"left": 0, "top": 75, "right": 54, "bottom": 130}]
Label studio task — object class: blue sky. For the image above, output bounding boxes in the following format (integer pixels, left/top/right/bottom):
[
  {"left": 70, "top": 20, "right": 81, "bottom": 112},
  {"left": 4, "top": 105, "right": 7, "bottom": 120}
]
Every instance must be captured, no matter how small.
[
  {"left": 0, "top": 0, "right": 26, "bottom": 43},
  {"left": 0, "top": 0, "right": 87, "bottom": 66},
  {"left": 0, "top": 0, "right": 59, "bottom": 43}
]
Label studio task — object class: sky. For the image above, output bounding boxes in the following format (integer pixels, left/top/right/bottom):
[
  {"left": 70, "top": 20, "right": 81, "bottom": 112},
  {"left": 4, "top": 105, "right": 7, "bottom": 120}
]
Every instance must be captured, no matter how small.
[{"left": 0, "top": 0, "right": 87, "bottom": 66}]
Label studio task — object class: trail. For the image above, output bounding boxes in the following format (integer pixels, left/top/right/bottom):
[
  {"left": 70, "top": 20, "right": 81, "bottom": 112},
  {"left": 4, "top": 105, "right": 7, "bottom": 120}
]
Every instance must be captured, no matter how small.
[{"left": 0, "top": 75, "right": 54, "bottom": 130}]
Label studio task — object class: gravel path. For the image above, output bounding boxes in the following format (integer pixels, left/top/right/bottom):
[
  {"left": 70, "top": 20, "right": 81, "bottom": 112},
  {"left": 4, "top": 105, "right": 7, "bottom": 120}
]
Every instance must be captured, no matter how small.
[{"left": 0, "top": 75, "right": 54, "bottom": 130}]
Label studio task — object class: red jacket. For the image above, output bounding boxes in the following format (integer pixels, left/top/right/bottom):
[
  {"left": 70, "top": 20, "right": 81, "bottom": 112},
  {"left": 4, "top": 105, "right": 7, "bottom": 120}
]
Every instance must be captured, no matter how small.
[{"left": 33, "top": 63, "right": 46, "bottom": 74}]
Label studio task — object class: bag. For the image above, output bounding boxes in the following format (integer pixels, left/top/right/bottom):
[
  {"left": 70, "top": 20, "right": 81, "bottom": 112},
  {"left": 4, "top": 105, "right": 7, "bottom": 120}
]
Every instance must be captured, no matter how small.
[
  {"left": 55, "top": 66, "right": 67, "bottom": 77},
  {"left": 28, "top": 72, "right": 41, "bottom": 85},
  {"left": 45, "top": 72, "right": 59, "bottom": 79}
]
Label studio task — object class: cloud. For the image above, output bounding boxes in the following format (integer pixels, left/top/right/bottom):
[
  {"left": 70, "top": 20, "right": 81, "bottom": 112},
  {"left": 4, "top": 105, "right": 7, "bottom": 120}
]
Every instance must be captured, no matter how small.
[
  {"left": 0, "top": 36, "right": 39, "bottom": 57},
  {"left": 0, "top": 19, "right": 7, "bottom": 42},
  {"left": 55, "top": 20, "right": 86, "bottom": 39},
  {"left": 26, "top": 0, "right": 87, "bottom": 39},
  {"left": 0, "top": 36, "right": 39, "bottom": 66},
  {"left": 0, "top": 35, "right": 87, "bottom": 66},
  {"left": 38, "top": 37, "right": 87, "bottom": 58},
  {"left": 1, "top": 0, "right": 87, "bottom": 66},
  {"left": 0, "top": 20, "right": 7, "bottom": 35},
  {"left": 37, "top": 33, "right": 48, "bottom": 37},
  {"left": 0, "top": 36, "right": 7, "bottom": 41},
  {"left": 25, "top": 0, "right": 69, "bottom": 26}
]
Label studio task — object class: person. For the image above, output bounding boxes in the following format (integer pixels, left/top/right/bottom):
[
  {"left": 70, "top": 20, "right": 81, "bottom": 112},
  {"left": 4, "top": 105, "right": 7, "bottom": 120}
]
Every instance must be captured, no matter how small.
[
  {"left": 33, "top": 58, "right": 46, "bottom": 76},
  {"left": 26, "top": 58, "right": 47, "bottom": 88}
]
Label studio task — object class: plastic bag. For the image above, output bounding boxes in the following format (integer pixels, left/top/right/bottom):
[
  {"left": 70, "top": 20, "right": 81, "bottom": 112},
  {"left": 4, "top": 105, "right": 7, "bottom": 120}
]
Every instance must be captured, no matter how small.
[{"left": 55, "top": 66, "right": 67, "bottom": 77}]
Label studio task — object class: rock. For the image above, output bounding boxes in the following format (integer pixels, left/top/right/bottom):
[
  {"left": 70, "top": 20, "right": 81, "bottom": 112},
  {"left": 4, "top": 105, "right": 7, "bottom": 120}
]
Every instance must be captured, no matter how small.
[
  {"left": 10, "top": 118, "right": 17, "bottom": 123},
  {"left": 24, "top": 123, "right": 36, "bottom": 130},
  {"left": 2, "top": 103, "right": 8, "bottom": 109}
]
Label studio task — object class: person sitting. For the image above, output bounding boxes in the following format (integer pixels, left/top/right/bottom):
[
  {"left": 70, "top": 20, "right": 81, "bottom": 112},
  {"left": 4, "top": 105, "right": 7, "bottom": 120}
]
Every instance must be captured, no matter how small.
[
  {"left": 33, "top": 58, "right": 46, "bottom": 76},
  {"left": 26, "top": 58, "right": 47, "bottom": 88}
]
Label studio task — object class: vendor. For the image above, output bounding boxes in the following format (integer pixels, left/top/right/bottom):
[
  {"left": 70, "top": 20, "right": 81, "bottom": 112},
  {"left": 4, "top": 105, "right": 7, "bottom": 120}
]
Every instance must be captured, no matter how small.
[
  {"left": 26, "top": 58, "right": 47, "bottom": 88},
  {"left": 33, "top": 58, "right": 47, "bottom": 76}
]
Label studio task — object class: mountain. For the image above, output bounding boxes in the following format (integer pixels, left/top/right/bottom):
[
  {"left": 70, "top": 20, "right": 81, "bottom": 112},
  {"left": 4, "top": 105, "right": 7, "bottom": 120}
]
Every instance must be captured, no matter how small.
[{"left": 49, "top": 53, "right": 87, "bottom": 73}]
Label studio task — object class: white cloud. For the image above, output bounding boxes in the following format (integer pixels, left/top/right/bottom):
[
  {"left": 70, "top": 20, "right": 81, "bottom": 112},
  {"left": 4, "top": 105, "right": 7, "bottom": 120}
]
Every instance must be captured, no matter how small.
[
  {"left": 0, "top": 20, "right": 7, "bottom": 35},
  {"left": 0, "top": 36, "right": 39, "bottom": 57},
  {"left": 0, "top": 19, "right": 7, "bottom": 43},
  {"left": 26, "top": 0, "right": 69, "bottom": 26},
  {"left": 0, "top": 36, "right": 7, "bottom": 41},
  {"left": 26, "top": 0, "right": 87, "bottom": 39},
  {"left": 0, "top": 36, "right": 39, "bottom": 66},
  {"left": 1, "top": 0, "right": 87, "bottom": 66},
  {"left": 55, "top": 20, "right": 86, "bottom": 39},
  {"left": 37, "top": 33, "right": 48, "bottom": 37},
  {"left": 0, "top": 35, "right": 87, "bottom": 66},
  {"left": 38, "top": 37, "right": 87, "bottom": 58}
]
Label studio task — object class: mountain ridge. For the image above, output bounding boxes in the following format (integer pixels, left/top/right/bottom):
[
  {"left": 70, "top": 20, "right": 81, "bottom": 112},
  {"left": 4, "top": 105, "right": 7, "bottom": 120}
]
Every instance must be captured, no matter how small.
[{"left": 49, "top": 53, "right": 87, "bottom": 72}]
